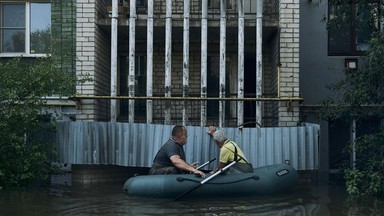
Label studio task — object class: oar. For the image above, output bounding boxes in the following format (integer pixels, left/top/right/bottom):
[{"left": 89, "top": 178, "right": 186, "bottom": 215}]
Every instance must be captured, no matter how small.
[
  {"left": 175, "top": 158, "right": 241, "bottom": 201},
  {"left": 196, "top": 158, "right": 216, "bottom": 170}
]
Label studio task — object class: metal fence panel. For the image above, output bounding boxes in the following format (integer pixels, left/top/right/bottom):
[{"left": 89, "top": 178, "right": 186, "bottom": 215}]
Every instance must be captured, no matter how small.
[{"left": 56, "top": 122, "right": 320, "bottom": 170}]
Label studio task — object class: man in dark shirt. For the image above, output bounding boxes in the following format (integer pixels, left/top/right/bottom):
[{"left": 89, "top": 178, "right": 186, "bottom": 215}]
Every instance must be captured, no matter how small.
[{"left": 149, "top": 125, "right": 205, "bottom": 178}]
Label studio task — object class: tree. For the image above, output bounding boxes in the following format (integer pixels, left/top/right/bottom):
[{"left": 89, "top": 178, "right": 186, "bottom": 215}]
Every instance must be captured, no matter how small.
[
  {"left": 319, "top": 0, "right": 384, "bottom": 197},
  {"left": 31, "top": 27, "right": 52, "bottom": 54},
  {"left": 321, "top": 33, "right": 384, "bottom": 121},
  {"left": 0, "top": 57, "right": 76, "bottom": 188}
]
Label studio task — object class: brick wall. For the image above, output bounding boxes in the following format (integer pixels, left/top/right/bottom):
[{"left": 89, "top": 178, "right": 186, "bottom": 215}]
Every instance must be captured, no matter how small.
[
  {"left": 278, "top": 0, "right": 300, "bottom": 126},
  {"left": 76, "top": 0, "right": 111, "bottom": 121},
  {"left": 51, "top": 1, "right": 76, "bottom": 94},
  {"left": 271, "top": 27, "right": 281, "bottom": 126},
  {"left": 150, "top": 43, "right": 204, "bottom": 124},
  {"left": 74, "top": 0, "right": 298, "bottom": 126}
]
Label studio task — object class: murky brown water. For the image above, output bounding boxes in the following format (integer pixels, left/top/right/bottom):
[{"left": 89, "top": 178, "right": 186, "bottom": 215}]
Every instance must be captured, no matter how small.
[{"left": 0, "top": 175, "right": 383, "bottom": 216}]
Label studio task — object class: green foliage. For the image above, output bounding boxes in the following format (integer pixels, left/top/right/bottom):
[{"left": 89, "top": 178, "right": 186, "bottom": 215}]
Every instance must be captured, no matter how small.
[
  {"left": 319, "top": 32, "right": 384, "bottom": 122},
  {"left": 0, "top": 57, "right": 75, "bottom": 188},
  {"left": 31, "top": 27, "right": 52, "bottom": 54},
  {"left": 321, "top": 0, "right": 382, "bottom": 32},
  {"left": 344, "top": 130, "right": 384, "bottom": 197},
  {"left": 318, "top": 1, "right": 384, "bottom": 198}
]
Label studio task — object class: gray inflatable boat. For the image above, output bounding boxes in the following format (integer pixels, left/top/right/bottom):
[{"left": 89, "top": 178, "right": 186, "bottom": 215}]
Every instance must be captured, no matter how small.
[{"left": 123, "top": 163, "right": 299, "bottom": 199}]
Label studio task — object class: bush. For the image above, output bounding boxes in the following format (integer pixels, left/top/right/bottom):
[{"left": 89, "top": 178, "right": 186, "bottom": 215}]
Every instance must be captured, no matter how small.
[
  {"left": 0, "top": 57, "right": 74, "bottom": 188},
  {"left": 344, "top": 130, "right": 384, "bottom": 197}
]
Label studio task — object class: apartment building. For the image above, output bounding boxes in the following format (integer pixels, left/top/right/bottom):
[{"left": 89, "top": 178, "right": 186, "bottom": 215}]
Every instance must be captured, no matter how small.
[
  {"left": 2, "top": 0, "right": 381, "bottom": 178},
  {"left": 70, "top": 0, "right": 301, "bottom": 128}
]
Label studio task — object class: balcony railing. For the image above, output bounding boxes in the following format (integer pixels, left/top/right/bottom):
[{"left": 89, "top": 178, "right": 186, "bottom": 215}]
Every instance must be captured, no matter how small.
[{"left": 105, "top": 0, "right": 279, "bottom": 21}]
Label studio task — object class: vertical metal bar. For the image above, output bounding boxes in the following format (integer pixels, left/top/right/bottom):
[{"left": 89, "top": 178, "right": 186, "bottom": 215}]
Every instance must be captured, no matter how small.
[
  {"left": 277, "top": 63, "right": 281, "bottom": 98},
  {"left": 256, "top": 0, "right": 263, "bottom": 127},
  {"left": 201, "top": 0, "right": 208, "bottom": 126},
  {"left": 128, "top": 0, "right": 136, "bottom": 123},
  {"left": 219, "top": 0, "right": 226, "bottom": 127},
  {"left": 164, "top": 0, "right": 172, "bottom": 124},
  {"left": 351, "top": 119, "right": 356, "bottom": 170},
  {"left": 146, "top": 0, "right": 154, "bottom": 124},
  {"left": 110, "top": 0, "right": 118, "bottom": 121},
  {"left": 237, "top": 0, "right": 245, "bottom": 127},
  {"left": 182, "top": 0, "right": 190, "bottom": 125}
]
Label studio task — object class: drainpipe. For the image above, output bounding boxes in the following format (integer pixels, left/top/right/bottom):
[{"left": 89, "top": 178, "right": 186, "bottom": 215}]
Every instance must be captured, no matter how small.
[
  {"left": 110, "top": 0, "right": 118, "bottom": 121},
  {"left": 256, "top": 0, "right": 263, "bottom": 127}
]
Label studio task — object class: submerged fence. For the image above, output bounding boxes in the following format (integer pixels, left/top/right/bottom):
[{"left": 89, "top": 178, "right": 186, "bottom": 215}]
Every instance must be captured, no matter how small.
[{"left": 56, "top": 122, "right": 319, "bottom": 171}]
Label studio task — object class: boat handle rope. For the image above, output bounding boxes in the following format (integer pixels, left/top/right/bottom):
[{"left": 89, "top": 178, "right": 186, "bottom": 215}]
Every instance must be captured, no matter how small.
[{"left": 176, "top": 175, "right": 260, "bottom": 184}]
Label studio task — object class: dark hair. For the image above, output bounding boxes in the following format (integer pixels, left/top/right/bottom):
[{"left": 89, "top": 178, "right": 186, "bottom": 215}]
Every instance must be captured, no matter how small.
[{"left": 172, "top": 125, "right": 185, "bottom": 136}]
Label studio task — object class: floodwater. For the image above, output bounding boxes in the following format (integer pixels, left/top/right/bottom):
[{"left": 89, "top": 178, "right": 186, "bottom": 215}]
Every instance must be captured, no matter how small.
[{"left": 0, "top": 175, "right": 383, "bottom": 216}]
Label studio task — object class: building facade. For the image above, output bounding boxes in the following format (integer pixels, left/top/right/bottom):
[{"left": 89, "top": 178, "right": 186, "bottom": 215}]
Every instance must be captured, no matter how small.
[
  {"left": 0, "top": 0, "right": 301, "bottom": 126},
  {"left": 73, "top": 0, "right": 301, "bottom": 128},
  {"left": 2, "top": 0, "right": 381, "bottom": 180},
  {"left": 300, "top": 0, "right": 384, "bottom": 175}
]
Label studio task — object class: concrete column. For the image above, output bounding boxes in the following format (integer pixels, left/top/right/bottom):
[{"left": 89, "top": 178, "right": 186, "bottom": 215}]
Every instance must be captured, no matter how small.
[
  {"left": 164, "top": 0, "right": 172, "bottom": 124},
  {"left": 146, "top": 0, "right": 154, "bottom": 124},
  {"left": 200, "top": 0, "right": 208, "bottom": 126},
  {"left": 182, "top": 0, "right": 190, "bottom": 125},
  {"left": 110, "top": 0, "right": 118, "bottom": 121},
  {"left": 256, "top": 0, "right": 263, "bottom": 127},
  {"left": 128, "top": 0, "right": 136, "bottom": 123},
  {"left": 237, "top": 0, "right": 245, "bottom": 127},
  {"left": 219, "top": 0, "right": 226, "bottom": 127}
]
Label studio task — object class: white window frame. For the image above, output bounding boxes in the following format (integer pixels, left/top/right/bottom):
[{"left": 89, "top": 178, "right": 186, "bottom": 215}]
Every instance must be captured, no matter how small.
[{"left": 0, "top": 1, "right": 51, "bottom": 57}]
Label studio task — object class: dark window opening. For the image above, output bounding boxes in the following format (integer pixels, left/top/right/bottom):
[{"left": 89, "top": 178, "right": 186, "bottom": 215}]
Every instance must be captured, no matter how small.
[
  {"left": 328, "top": 0, "right": 380, "bottom": 56},
  {"left": 207, "top": 56, "right": 230, "bottom": 119},
  {"left": 328, "top": 117, "right": 381, "bottom": 170},
  {"left": 243, "top": 56, "right": 257, "bottom": 127},
  {"left": 119, "top": 56, "right": 146, "bottom": 120}
]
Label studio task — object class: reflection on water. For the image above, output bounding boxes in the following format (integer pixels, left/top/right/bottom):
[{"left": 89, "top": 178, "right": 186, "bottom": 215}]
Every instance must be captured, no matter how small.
[{"left": 0, "top": 177, "right": 383, "bottom": 216}]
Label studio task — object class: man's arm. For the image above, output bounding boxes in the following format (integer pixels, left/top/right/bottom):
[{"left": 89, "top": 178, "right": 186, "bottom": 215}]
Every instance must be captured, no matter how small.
[
  {"left": 170, "top": 155, "right": 206, "bottom": 178},
  {"left": 217, "top": 162, "right": 226, "bottom": 170}
]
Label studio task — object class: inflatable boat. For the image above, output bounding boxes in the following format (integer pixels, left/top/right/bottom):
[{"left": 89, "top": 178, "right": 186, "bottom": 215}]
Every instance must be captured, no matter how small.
[{"left": 123, "top": 163, "right": 299, "bottom": 199}]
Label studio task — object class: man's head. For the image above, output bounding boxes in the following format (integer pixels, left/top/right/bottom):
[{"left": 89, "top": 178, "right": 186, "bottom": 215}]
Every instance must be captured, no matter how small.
[
  {"left": 212, "top": 130, "right": 228, "bottom": 147},
  {"left": 172, "top": 125, "right": 188, "bottom": 145}
]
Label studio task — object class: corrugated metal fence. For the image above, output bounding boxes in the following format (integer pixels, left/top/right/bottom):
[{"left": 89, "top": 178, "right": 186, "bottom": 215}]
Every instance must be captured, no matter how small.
[{"left": 56, "top": 122, "right": 320, "bottom": 171}]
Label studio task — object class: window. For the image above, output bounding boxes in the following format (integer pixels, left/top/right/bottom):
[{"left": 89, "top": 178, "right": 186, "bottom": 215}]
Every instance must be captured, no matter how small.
[
  {"left": 328, "top": 1, "right": 380, "bottom": 56},
  {"left": 0, "top": 1, "right": 51, "bottom": 56},
  {"left": 345, "top": 58, "right": 358, "bottom": 71}
]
